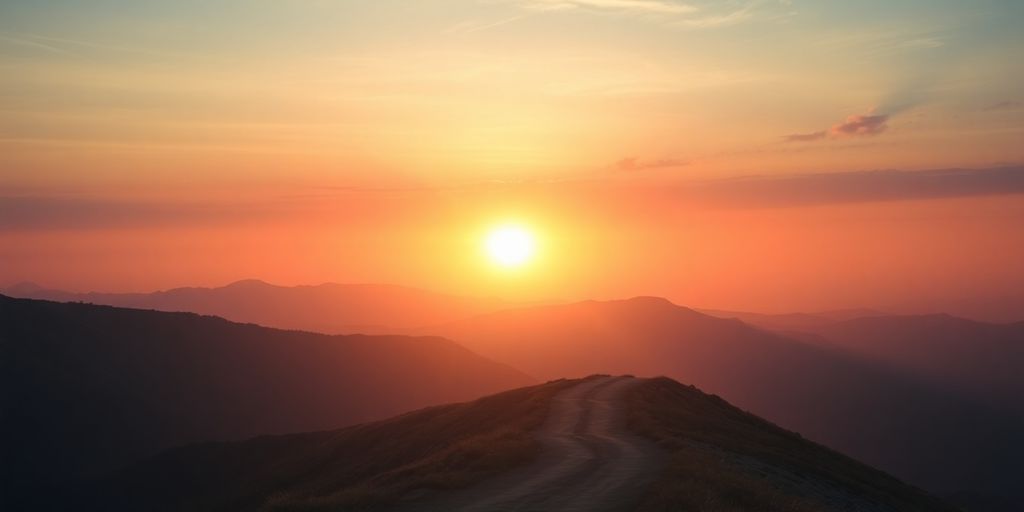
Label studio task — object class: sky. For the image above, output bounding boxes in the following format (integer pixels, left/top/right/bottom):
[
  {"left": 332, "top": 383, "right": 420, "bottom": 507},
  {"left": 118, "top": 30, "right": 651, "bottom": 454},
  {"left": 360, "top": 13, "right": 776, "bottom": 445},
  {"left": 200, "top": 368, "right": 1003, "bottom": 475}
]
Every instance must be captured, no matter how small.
[{"left": 1, "top": 1, "right": 1023, "bottom": 319}]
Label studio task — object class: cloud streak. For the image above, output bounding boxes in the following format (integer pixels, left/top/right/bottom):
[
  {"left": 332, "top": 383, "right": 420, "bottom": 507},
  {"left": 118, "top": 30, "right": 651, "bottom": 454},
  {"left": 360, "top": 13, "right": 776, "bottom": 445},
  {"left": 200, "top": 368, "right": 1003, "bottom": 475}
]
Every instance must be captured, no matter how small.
[
  {"left": 446, "top": 15, "right": 527, "bottom": 34},
  {"left": 0, "top": 30, "right": 190, "bottom": 59},
  {"left": 984, "top": 100, "right": 1021, "bottom": 112},
  {"left": 5, "top": 167, "right": 1023, "bottom": 231},
  {"left": 782, "top": 131, "right": 826, "bottom": 142},
  {"left": 684, "top": 166, "right": 1024, "bottom": 208},
  {"left": 519, "top": 0, "right": 696, "bottom": 13},
  {"left": 670, "top": 2, "right": 760, "bottom": 29},
  {"left": 0, "top": 33, "right": 74, "bottom": 55},
  {"left": 829, "top": 113, "right": 889, "bottom": 137},
  {"left": 785, "top": 112, "right": 890, "bottom": 143},
  {"left": 616, "top": 156, "right": 688, "bottom": 171},
  {"left": 510, "top": 0, "right": 785, "bottom": 29},
  {"left": 0, "top": 196, "right": 277, "bottom": 231}
]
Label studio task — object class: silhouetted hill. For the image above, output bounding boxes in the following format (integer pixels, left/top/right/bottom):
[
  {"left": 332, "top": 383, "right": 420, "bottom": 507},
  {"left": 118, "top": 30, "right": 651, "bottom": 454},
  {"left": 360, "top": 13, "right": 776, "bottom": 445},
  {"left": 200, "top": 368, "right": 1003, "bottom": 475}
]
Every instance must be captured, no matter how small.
[
  {"left": 0, "top": 295, "right": 533, "bottom": 505},
  {"left": 1, "top": 280, "right": 510, "bottom": 334},
  {"left": 431, "top": 297, "right": 1024, "bottom": 507},
  {"left": 60, "top": 377, "right": 955, "bottom": 512}
]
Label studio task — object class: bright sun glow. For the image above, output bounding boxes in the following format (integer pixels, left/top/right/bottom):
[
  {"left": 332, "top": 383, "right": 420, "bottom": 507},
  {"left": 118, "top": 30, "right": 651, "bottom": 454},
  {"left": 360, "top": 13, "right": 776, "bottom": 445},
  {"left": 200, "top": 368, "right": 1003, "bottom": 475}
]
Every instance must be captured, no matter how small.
[{"left": 485, "top": 225, "right": 536, "bottom": 268}]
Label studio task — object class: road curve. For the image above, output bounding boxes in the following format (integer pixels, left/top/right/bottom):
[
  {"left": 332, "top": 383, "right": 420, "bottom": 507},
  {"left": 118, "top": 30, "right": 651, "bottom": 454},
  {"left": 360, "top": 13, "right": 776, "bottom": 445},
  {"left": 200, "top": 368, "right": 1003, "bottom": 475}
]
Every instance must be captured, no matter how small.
[{"left": 418, "top": 375, "right": 664, "bottom": 512}]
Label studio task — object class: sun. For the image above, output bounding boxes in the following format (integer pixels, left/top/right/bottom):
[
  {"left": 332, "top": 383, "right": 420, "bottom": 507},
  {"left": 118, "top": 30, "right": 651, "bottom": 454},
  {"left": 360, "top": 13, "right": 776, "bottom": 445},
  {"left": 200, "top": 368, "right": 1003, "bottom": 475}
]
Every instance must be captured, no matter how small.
[{"left": 485, "top": 225, "right": 536, "bottom": 268}]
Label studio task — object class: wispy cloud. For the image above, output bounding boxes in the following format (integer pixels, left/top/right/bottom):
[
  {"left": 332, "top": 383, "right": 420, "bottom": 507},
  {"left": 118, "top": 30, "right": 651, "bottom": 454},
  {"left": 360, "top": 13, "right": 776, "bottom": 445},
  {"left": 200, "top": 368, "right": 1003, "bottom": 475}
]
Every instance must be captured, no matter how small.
[
  {"left": 814, "top": 26, "right": 947, "bottom": 56},
  {"left": 446, "top": 15, "right": 527, "bottom": 34},
  {"left": 0, "top": 195, "right": 279, "bottom": 231},
  {"left": 830, "top": 113, "right": 889, "bottom": 137},
  {"left": 785, "top": 112, "right": 891, "bottom": 143},
  {"left": 782, "top": 130, "right": 826, "bottom": 142},
  {"left": 670, "top": 2, "right": 758, "bottom": 29},
  {"left": 6, "top": 167, "right": 1022, "bottom": 231},
  {"left": 508, "top": 0, "right": 787, "bottom": 28},
  {"left": 518, "top": 0, "right": 696, "bottom": 14},
  {"left": 683, "top": 166, "right": 1024, "bottom": 208},
  {"left": 898, "top": 37, "right": 944, "bottom": 50},
  {"left": 615, "top": 156, "right": 688, "bottom": 171},
  {"left": 984, "top": 100, "right": 1021, "bottom": 112},
  {"left": 0, "top": 33, "right": 74, "bottom": 55},
  {"left": 0, "top": 30, "right": 187, "bottom": 59}
]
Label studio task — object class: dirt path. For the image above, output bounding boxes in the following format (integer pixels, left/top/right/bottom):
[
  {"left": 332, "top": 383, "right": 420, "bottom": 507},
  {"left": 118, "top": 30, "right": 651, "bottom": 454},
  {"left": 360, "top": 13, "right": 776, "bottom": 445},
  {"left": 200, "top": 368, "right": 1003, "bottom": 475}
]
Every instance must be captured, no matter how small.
[{"left": 415, "top": 375, "right": 663, "bottom": 512}]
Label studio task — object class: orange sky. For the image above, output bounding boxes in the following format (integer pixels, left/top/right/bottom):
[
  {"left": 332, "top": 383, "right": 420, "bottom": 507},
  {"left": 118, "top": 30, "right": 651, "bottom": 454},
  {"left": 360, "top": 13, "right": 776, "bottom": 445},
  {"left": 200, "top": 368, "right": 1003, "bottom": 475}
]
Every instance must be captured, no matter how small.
[
  {"left": 3, "top": 175, "right": 1023, "bottom": 320},
  {"left": 1, "top": 1, "right": 1023, "bottom": 319}
]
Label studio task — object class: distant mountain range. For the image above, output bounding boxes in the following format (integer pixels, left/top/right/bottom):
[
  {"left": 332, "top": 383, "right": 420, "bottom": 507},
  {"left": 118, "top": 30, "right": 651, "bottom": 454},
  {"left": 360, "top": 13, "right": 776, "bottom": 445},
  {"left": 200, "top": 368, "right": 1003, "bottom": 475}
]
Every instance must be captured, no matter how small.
[
  {"left": 698, "top": 307, "right": 892, "bottom": 331},
  {"left": 2, "top": 280, "right": 511, "bottom": 334},
  {"left": 0, "top": 294, "right": 532, "bottom": 503},
  {"left": 48, "top": 377, "right": 957, "bottom": 512},
  {"left": 705, "top": 309, "right": 1024, "bottom": 417},
  {"left": 800, "top": 314, "right": 1024, "bottom": 416}
]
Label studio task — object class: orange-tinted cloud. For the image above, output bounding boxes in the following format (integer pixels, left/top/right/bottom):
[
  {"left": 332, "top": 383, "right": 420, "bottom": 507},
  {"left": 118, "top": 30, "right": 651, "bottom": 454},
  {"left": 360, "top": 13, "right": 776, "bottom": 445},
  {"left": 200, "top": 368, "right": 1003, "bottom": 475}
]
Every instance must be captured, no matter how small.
[
  {"left": 785, "top": 112, "right": 890, "bottom": 143},
  {"left": 6, "top": 166, "right": 1024, "bottom": 233},
  {"left": 830, "top": 113, "right": 889, "bottom": 137},
  {"left": 984, "top": 100, "right": 1021, "bottom": 112},
  {"left": 615, "top": 157, "right": 688, "bottom": 172},
  {"left": 683, "top": 166, "right": 1024, "bottom": 208},
  {"left": 782, "top": 131, "right": 827, "bottom": 142}
]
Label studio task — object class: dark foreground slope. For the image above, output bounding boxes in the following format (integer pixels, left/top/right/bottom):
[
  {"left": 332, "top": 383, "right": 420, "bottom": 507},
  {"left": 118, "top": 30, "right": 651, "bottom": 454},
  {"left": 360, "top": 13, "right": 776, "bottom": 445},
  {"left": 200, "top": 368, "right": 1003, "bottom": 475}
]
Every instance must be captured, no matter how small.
[
  {"left": 59, "top": 376, "right": 954, "bottom": 512},
  {"left": 0, "top": 295, "right": 532, "bottom": 504}
]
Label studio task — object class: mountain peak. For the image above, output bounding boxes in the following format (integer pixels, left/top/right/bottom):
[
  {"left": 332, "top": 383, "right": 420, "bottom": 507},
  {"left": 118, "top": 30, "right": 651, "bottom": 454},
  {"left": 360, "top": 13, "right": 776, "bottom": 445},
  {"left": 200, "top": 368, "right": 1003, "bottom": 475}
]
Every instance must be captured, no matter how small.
[
  {"left": 624, "top": 295, "right": 675, "bottom": 306},
  {"left": 616, "top": 295, "right": 704, "bottom": 316},
  {"left": 222, "top": 279, "right": 275, "bottom": 289}
]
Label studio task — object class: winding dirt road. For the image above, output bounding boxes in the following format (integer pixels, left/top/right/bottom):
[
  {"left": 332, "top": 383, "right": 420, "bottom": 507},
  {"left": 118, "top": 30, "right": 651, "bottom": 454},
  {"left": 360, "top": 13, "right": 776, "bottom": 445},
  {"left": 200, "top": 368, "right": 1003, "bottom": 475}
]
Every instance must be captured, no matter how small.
[{"left": 421, "top": 375, "right": 664, "bottom": 512}]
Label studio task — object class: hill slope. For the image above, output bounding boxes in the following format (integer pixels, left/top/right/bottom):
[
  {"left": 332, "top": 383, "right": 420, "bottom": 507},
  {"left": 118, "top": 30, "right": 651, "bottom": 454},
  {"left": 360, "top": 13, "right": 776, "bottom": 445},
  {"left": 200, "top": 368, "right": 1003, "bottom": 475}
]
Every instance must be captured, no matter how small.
[
  {"left": 65, "top": 376, "right": 954, "bottom": 512},
  {"left": 0, "top": 295, "right": 532, "bottom": 502},
  {"left": 432, "top": 297, "right": 1024, "bottom": 505},
  {"left": 2, "top": 280, "right": 508, "bottom": 334},
  {"left": 702, "top": 309, "right": 1024, "bottom": 419},
  {"left": 805, "top": 314, "right": 1024, "bottom": 416}
]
